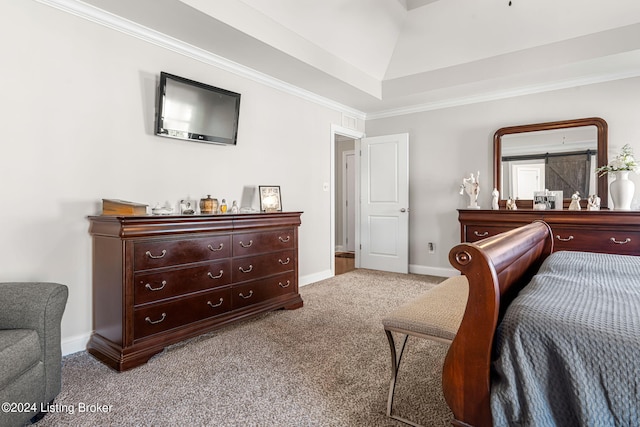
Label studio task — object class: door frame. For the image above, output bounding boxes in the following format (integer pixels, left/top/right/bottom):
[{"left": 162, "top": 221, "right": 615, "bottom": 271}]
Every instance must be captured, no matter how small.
[
  {"left": 342, "top": 150, "right": 356, "bottom": 252},
  {"left": 330, "top": 124, "right": 365, "bottom": 276}
]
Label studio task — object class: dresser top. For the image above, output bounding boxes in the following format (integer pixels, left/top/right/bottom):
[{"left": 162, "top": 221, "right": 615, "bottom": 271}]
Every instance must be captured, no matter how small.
[
  {"left": 458, "top": 208, "right": 640, "bottom": 227},
  {"left": 458, "top": 208, "right": 640, "bottom": 215},
  {"left": 89, "top": 211, "right": 303, "bottom": 238}
]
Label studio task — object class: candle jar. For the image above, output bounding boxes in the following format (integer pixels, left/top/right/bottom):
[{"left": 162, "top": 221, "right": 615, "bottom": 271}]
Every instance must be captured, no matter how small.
[{"left": 199, "top": 195, "right": 218, "bottom": 214}]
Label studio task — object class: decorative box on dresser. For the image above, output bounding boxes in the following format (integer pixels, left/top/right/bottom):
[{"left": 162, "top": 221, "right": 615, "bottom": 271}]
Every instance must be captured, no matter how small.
[
  {"left": 459, "top": 209, "right": 640, "bottom": 256},
  {"left": 87, "top": 212, "right": 303, "bottom": 371}
]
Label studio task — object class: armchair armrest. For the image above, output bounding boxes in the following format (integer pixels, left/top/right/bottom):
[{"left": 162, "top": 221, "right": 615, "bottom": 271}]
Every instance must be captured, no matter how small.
[
  {"left": 0, "top": 282, "right": 68, "bottom": 330},
  {"left": 0, "top": 282, "right": 68, "bottom": 402}
]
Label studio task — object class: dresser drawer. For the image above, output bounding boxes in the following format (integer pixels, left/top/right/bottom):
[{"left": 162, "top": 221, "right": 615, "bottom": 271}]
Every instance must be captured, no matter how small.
[
  {"left": 232, "top": 229, "right": 295, "bottom": 256},
  {"left": 232, "top": 250, "right": 295, "bottom": 282},
  {"left": 88, "top": 212, "right": 303, "bottom": 371},
  {"left": 464, "top": 225, "right": 514, "bottom": 242},
  {"left": 134, "top": 235, "right": 231, "bottom": 271},
  {"left": 133, "top": 259, "right": 231, "bottom": 305},
  {"left": 231, "top": 272, "right": 296, "bottom": 310},
  {"left": 133, "top": 288, "right": 232, "bottom": 340},
  {"left": 552, "top": 227, "right": 640, "bottom": 255}
]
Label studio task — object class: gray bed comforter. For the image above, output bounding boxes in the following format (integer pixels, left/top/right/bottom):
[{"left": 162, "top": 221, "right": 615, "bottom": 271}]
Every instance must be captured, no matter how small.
[{"left": 491, "top": 250, "right": 640, "bottom": 427}]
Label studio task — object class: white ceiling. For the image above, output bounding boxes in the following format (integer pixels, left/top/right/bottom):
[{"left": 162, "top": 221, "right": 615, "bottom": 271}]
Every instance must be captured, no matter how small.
[{"left": 72, "top": 0, "right": 640, "bottom": 117}]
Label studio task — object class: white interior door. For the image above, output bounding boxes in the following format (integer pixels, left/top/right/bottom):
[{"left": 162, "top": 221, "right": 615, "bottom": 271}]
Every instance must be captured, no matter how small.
[
  {"left": 512, "top": 164, "right": 545, "bottom": 199},
  {"left": 358, "top": 134, "right": 409, "bottom": 274},
  {"left": 344, "top": 151, "right": 356, "bottom": 252}
]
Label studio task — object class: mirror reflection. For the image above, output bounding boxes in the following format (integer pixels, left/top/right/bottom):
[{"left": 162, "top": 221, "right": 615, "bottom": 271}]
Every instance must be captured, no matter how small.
[
  {"left": 493, "top": 117, "right": 608, "bottom": 209},
  {"left": 501, "top": 126, "right": 597, "bottom": 200}
]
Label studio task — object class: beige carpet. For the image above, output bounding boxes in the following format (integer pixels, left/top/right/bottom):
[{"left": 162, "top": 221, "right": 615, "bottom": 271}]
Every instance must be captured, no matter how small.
[{"left": 40, "top": 269, "right": 453, "bottom": 426}]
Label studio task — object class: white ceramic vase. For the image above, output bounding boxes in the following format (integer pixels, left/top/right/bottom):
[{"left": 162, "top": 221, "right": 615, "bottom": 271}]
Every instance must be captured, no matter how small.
[{"left": 610, "top": 170, "right": 635, "bottom": 210}]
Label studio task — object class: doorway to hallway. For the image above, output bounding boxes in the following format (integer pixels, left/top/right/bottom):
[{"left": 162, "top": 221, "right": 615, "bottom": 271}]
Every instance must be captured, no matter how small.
[{"left": 335, "top": 251, "right": 355, "bottom": 275}]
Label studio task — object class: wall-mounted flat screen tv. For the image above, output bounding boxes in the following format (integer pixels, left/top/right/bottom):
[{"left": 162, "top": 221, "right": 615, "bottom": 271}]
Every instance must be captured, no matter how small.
[{"left": 155, "top": 72, "right": 241, "bottom": 145}]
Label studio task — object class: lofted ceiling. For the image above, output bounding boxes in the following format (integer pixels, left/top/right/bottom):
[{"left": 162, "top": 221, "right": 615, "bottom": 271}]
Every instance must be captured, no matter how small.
[{"left": 57, "top": 0, "right": 640, "bottom": 117}]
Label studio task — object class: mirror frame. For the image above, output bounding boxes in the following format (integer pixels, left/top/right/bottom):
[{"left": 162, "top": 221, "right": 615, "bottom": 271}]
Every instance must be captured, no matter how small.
[{"left": 494, "top": 117, "right": 608, "bottom": 209}]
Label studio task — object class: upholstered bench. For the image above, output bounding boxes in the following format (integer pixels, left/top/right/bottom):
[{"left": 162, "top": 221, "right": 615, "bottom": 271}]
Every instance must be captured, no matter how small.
[{"left": 382, "top": 275, "right": 468, "bottom": 427}]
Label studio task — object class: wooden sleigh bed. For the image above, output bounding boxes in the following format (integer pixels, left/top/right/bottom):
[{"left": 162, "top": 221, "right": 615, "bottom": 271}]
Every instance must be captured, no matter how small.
[{"left": 444, "top": 220, "right": 640, "bottom": 427}]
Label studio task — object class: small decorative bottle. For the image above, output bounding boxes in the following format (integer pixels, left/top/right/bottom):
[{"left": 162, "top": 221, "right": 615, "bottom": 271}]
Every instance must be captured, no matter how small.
[
  {"left": 220, "top": 199, "right": 228, "bottom": 214},
  {"left": 230, "top": 200, "right": 239, "bottom": 214}
]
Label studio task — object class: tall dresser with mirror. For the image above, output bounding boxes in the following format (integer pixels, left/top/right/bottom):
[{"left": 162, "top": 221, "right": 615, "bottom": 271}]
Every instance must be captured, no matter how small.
[{"left": 460, "top": 117, "right": 640, "bottom": 256}]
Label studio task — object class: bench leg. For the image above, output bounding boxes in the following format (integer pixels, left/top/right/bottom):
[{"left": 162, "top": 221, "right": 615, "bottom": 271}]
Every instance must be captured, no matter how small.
[
  {"left": 385, "top": 330, "right": 424, "bottom": 427},
  {"left": 386, "top": 329, "right": 406, "bottom": 417}
]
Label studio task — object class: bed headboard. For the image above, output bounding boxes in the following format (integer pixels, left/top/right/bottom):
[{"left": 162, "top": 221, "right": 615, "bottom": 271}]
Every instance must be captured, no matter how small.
[{"left": 444, "top": 220, "right": 553, "bottom": 427}]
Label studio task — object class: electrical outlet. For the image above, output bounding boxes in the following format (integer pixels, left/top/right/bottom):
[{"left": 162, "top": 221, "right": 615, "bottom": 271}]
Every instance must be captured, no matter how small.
[{"left": 428, "top": 242, "right": 435, "bottom": 253}]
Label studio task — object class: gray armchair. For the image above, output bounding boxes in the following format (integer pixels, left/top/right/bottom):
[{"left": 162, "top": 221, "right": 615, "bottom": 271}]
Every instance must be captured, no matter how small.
[{"left": 0, "top": 282, "right": 68, "bottom": 426}]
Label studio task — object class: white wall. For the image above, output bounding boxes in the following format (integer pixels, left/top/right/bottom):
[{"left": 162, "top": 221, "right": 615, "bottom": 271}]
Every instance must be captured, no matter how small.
[
  {"left": 0, "top": 1, "right": 355, "bottom": 354},
  {"left": 5, "top": 1, "right": 640, "bottom": 356},
  {"left": 366, "top": 77, "right": 640, "bottom": 274}
]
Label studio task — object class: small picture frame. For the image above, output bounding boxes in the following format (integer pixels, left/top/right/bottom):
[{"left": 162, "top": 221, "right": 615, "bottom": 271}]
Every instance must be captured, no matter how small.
[
  {"left": 179, "top": 199, "right": 197, "bottom": 215},
  {"left": 549, "top": 191, "right": 563, "bottom": 210},
  {"left": 533, "top": 190, "right": 563, "bottom": 210},
  {"left": 259, "top": 186, "right": 282, "bottom": 212}
]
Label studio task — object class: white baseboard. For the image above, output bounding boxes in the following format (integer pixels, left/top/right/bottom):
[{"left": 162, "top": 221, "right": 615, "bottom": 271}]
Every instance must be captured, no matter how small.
[
  {"left": 409, "top": 264, "right": 459, "bottom": 278},
  {"left": 60, "top": 266, "right": 453, "bottom": 356},
  {"left": 299, "top": 269, "right": 332, "bottom": 287},
  {"left": 62, "top": 332, "right": 91, "bottom": 356},
  {"left": 60, "top": 270, "right": 333, "bottom": 357}
]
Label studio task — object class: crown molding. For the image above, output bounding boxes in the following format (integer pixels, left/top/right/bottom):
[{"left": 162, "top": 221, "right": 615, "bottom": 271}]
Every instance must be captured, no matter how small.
[
  {"left": 366, "top": 68, "right": 640, "bottom": 120},
  {"left": 33, "top": 0, "right": 640, "bottom": 122},
  {"left": 35, "top": 0, "right": 368, "bottom": 120}
]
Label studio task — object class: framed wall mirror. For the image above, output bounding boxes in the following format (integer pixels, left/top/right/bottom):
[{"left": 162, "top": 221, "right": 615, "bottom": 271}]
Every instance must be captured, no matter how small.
[{"left": 494, "top": 117, "right": 608, "bottom": 209}]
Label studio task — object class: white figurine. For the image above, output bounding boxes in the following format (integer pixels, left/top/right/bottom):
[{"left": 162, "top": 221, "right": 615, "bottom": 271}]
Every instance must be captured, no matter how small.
[
  {"left": 587, "top": 194, "right": 601, "bottom": 211},
  {"left": 491, "top": 188, "right": 499, "bottom": 210},
  {"left": 506, "top": 197, "right": 517, "bottom": 210},
  {"left": 460, "top": 171, "right": 480, "bottom": 209},
  {"left": 569, "top": 191, "right": 581, "bottom": 210}
]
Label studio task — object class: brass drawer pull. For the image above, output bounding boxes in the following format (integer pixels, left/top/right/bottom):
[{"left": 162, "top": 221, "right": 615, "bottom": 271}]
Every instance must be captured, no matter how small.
[
  {"left": 208, "top": 270, "right": 223, "bottom": 279},
  {"left": 473, "top": 231, "right": 489, "bottom": 237},
  {"left": 239, "top": 290, "right": 254, "bottom": 299},
  {"left": 555, "top": 235, "right": 574, "bottom": 242},
  {"left": 145, "top": 249, "right": 167, "bottom": 259},
  {"left": 610, "top": 237, "right": 631, "bottom": 244},
  {"left": 145, "top": 313, "right": 166, "bottom": 324},
  {"left": 239, "top": 265, "right": 253, "bottom": 273},
  {"left": 279, "top": 257, "right": 291, "bottom": 265},
  {"left": 279, "top": 236, "right": 291, "bottom": 243},
  {"left": 208, "top": 243, "right": 224, "bottom": 252},
  {"left": 279, "top": 280, "right": 291, "bottom": 288},
  {"left": 207, "top": 298, "right": 224, "bottom": 308},
  {"left": 145, "top": 280, "right": 167, "bottom": 291},
  {"left": 239, "top": 240, "right": 253, "bottom": 248}
]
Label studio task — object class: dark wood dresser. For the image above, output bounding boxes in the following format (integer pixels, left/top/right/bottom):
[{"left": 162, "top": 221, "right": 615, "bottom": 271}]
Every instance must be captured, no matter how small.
[
  {"left": 459, "top": 209, "right": 640, "bottom": 255},
  {"left": 87, "top": 212, "right": 303, "bottom": 371}
]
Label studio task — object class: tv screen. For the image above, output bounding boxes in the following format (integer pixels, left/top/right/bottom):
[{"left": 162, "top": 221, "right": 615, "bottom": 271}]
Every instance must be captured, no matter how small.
[{"left": 155, "top": 72, "right": 241, "bottom": 145}]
